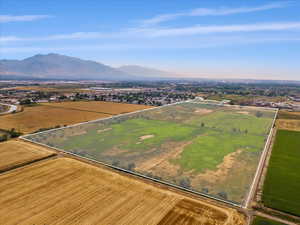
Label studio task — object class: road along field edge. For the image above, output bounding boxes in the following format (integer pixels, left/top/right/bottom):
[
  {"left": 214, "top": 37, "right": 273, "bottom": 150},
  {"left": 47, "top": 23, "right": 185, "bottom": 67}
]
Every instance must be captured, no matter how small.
[{"left": 243, "top": 108, "right": 278, "bottom": 209}]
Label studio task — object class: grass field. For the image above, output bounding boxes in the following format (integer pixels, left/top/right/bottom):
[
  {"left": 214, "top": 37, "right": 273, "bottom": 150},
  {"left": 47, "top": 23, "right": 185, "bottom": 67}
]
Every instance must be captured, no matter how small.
[
  {"left": 0, "top": 101, "right": 151, "bottom": 133},
  {"left": 252, "top": 216, "right": 287, "bottom": 225},
  {"left": 0, "top": 157, "right": 245, "bottom": 225},
  {"left": 26, "top": 101, "right": 276, "bottom": 204},
  {"left": 262, "top": 130, "right": 300, "bottom": 216},
  {"left": 0, "top": 140, "right": 55, "bottom": 172}
]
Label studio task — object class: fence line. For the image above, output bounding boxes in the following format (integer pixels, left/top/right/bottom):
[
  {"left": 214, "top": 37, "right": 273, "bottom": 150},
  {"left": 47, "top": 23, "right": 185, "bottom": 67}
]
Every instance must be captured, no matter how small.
[
  {"left": 20, "top": 99, "right": 278, "bottom": 209},
  {"left": 20, "top": 136, "right": 241, "bottom": 208},
  {"left": 21, "top": 99, "right": 193, "bottom": 139},
  {"left": 243, "top": 108, "right": 278, "bottom": 208}
]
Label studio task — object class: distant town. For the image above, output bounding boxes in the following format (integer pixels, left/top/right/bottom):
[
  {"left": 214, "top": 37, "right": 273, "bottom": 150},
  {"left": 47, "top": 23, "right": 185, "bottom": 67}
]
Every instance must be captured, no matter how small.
[{"left": 1, "top": 80, "right": 299, "bottom": 111}]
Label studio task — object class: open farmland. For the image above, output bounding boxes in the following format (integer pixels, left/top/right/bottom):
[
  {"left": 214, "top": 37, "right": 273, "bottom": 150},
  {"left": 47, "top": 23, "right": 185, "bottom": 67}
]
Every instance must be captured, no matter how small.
[
  {"left": 262, "top": 130, "right": 300, "bottom": 216},
  {"left": 0, "top": 157, "right": 246, "bottom": 225},
  {"left": 25, "top": 101, "right": 276, "bottom": 205},
  {"left": 40, "top": 101, "right": 153, "bottom": 115},
  {"left": 7, "top": 85, "right": 88, "bottom": 93},
  {"left": 0, "top": 140, "right": 55, "bottom": 172},
  {"left": 276, "top": 110, "right": 300, "bottom": 131},
  {"left": 252, "top": 216, "right": 287, "bottom": 225},
  {"left": 0, "top": 101, "right": 151, "bottom": 133}
]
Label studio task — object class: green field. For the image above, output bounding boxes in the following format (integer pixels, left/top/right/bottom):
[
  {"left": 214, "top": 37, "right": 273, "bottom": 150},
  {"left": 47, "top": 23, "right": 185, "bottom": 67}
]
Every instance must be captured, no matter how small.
[
  {"left": 177, "top": 130, "right": 265, "bottom": 172},
  {"left": 262, "top": 129, "right": 300, "bottom": 216},
  {"left": 252, "top": 216, "right": 287, "bottom": 225},
  {"left": 25, "top": 101, "right": 276, "bottom": 204},
  {"left": 61, "top": 118, "right": 200, "bottom": 153}
]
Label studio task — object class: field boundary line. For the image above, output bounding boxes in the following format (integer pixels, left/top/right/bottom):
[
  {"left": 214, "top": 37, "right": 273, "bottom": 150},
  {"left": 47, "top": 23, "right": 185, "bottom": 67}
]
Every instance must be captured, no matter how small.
[
  {"left": 254, "top": 211, "right": 299, "bottom": 225},
  {"left": 40, "top": 104, "right": 117, "bottom": 116},
  {"left": 243, "top": 108, "right": 279, "bottom": 209},
  {"left": 21, "top": 99, "right": 277, "bottom": 139},
  {"left": 190, "top": 100, "right": 277, "bottom": 112},
  {"left": 20, "top": 99, "right": 277, "bottom": 209},
  {"left": 21, "top": 100, "right": 193, "bottom": 138},
  {"left": 0, "top": 153, "right": 57, "bottom": 174},
  {"left": 20, "top": 136, "right": 242, "bottom": 208}
]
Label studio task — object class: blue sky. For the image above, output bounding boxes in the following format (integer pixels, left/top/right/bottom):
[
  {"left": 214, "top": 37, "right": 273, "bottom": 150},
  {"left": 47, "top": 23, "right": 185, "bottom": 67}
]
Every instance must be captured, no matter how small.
[{"left": 1, "top": 0, "right": 300, "bottom": 80}]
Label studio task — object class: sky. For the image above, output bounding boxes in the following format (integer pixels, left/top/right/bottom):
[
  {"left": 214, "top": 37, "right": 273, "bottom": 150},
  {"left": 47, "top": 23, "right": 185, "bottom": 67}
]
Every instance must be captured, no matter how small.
[{"left": 1, "top": 0, "right": 300, "bottom": 80}]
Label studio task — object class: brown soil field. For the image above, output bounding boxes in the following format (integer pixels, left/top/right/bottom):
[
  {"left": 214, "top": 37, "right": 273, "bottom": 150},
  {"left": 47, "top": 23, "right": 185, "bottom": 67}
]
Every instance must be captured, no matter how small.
[
  {"left": 0, "top": 157, "right": 246, "bottom": 225},
  {"left": 41, "top": 101, "right": 153, "bottom": 115},
  {"left": 276, "top": 119, "right": 300, "bottom": 131},
  {"left": 277, "top": 110, "right": 300, "bottom": 120},
  {"left": 0, "top": 140, "right": 55, "bottom": 172},
  {"left": 0, "top": 101, "right": 151, "bottom": 134},
  {"left": 276, "top": 110, "right": 300, "bottom": 131}
]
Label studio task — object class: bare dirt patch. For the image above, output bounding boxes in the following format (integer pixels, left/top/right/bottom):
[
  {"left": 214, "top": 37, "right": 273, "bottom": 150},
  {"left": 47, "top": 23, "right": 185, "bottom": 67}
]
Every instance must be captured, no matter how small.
[
  {"left": 194, "top": 109, "right": 213, "bottom": 115},
  {"left": 69, "top": 130, "right": 87, "bottom": 136},
  {"left": 140, "top": 134, "right": 154, "bottom": 140},
  {"left": 97, "top": 127, "right": 112, "bottom": 133},
  {"left": 190, "top": 150, "right": 243, "bottom": 186},
  {"left": 103, "top": 146, "right": 129, "bottom": 156},
  {"left": 237, "top": 111, "right": 250, "bottom": 115},
  {"left": 137, "top": 141, "right": 192, "bottom": 177}
]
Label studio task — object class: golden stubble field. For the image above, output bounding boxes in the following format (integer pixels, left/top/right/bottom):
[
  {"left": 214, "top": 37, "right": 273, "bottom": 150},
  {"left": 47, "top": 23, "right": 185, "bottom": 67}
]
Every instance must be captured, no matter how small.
[
  {"left": 0, "top": 140, "right": 55, "bottom": 172},
  {"left": 0, "top": 156, "right": 246, "bottom": 225},
  {"left": 0, "top": 101, "right": 151, "bottom": 134},
  {"left": 41, "top": 101, "right": 153, "bottom": 115},
  {"left": 276, "top": 110, "right": 300, "bottom": 131}
]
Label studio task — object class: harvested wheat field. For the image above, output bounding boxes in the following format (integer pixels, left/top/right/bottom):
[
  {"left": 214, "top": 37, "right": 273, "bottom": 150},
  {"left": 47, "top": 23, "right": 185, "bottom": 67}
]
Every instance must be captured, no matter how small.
[
  {"left": 276, "top": 119, "right": 300, "bottom": 131},
  {"left": 41, "top": 101, "right": 153, "bottom": 115},
  {"left": 0, "top": 157, "right": 246, "bottom": 225},
  {"left": 276, "top": 110, "right": 300, "bottom": 131},
  {"left": 0, "top": 140, "right": 55, "bottom": 172},
  {"left": 0, "top": 101, "right": 150, "bottom": 134}
]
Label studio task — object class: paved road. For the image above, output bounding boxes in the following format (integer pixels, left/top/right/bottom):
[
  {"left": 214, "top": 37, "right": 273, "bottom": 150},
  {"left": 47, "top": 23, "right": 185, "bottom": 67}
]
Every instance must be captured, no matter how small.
[{"left": 0, "top": 103, "right": 17, "bottom": 115}]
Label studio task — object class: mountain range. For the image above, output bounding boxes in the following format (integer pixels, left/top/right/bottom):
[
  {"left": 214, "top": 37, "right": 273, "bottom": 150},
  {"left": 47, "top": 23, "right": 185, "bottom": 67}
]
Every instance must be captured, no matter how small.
[{"left": 0, "top": 53, "right": 172, "bottom": 80}]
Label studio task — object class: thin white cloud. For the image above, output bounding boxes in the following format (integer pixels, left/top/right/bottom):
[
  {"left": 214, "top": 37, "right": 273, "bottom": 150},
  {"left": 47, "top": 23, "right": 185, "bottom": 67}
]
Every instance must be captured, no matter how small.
[
  {"left": 0, "top": 32, "right": 124, "bottom": 43},
  {"left": 134, "top": 22, "right": 300, "bottom": 37},
  {"left": 0, "top": 15, "right": 51, "bottom": 23},
  {"left": 0, "top": 36, "right": 22, "bottom": 42},
  {"left": 141, "top": 2, "right": 292, "bottom": 26},
  {"left": 2, "top": 35, "right": 300, "bottom": 54},
  {"left": 2, "top": 22, "right": 300, "bottom": 43}
]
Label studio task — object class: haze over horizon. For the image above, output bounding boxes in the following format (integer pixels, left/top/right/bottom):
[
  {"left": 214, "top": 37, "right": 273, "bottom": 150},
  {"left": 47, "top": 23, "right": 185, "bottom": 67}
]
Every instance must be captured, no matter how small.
[{"left": 1, "top": 0, "right": 300, "bottom": 80}]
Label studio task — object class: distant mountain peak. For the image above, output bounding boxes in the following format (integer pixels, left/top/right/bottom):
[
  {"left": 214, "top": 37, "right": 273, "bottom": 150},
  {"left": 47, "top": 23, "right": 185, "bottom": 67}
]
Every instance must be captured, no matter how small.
[
  {"left": 118, "top": 65, "right": 171, "bottom": 77},
  {"left": 0, "top": 53, "right": 172, "bottom": 80}
]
